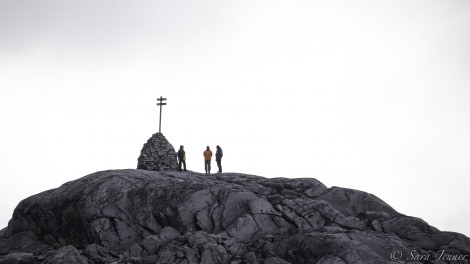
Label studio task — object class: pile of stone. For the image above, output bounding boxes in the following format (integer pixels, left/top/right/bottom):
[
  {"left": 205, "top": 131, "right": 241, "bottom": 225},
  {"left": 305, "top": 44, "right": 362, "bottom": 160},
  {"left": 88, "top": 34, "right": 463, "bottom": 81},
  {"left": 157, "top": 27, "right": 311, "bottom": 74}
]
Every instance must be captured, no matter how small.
[{"left": 137, "top": 133, "right": 179, "bottom": 171}]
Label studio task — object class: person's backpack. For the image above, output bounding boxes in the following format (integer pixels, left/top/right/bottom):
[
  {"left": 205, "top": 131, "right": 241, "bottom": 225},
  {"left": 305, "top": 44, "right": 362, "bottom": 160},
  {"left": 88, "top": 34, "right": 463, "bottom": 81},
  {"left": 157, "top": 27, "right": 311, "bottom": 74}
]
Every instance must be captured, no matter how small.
[{"left": 178, "top": 149, "right": 184, "bottom": 160}]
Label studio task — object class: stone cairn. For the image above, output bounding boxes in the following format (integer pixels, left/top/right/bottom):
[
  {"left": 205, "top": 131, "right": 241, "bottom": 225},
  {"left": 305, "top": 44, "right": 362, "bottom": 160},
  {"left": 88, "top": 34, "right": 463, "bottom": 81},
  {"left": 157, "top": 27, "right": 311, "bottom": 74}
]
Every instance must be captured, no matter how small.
[{"left": 137, "top": 133, "right": 179, "bottom": 171}]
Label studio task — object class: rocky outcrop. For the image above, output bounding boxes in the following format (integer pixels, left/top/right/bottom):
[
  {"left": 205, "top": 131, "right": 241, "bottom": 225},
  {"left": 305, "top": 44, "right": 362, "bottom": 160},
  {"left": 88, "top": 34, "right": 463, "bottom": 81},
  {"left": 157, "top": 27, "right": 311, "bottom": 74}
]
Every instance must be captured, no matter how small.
[
  {"left": 1, "top": 169, "right": 469, "bottom": 263},
  {"left": 137, "top": 133, "right": 178, "bottom": 171}
]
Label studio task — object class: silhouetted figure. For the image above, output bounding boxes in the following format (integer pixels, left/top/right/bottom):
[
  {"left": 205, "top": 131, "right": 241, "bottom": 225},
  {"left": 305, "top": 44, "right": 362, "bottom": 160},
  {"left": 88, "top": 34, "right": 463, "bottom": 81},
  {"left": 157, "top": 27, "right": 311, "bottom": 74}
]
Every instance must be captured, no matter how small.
[
  {"left": 216, "top": 145, "right": 223, "bottom": 173},
  {"left": 203, "top": 146, "right": 212, "bottom": 174},
  {"left": 177, "top": 145, "right": 186, "bottom": 171}
]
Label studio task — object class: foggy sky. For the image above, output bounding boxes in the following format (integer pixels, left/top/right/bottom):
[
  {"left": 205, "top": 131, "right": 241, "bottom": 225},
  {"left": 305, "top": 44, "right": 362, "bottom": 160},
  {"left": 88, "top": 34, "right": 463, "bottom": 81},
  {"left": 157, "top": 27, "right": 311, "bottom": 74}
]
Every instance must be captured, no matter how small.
[{"left": 1, "top": 0, "right": 469, "bottom": 237}]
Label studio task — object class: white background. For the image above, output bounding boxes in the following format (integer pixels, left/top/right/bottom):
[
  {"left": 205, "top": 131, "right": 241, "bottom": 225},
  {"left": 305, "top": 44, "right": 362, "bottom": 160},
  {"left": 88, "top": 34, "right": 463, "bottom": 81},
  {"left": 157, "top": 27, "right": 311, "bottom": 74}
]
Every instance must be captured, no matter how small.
[{"left": 1, "top": 0, "right": 469, "bottom": 237}]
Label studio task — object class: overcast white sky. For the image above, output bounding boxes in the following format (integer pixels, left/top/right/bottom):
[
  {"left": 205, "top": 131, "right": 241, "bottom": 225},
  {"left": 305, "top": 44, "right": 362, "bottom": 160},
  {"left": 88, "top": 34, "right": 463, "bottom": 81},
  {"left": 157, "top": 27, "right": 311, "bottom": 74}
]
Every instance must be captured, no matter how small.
[{"left": 1, "top": 0, "right": 469, "bottom": 237}]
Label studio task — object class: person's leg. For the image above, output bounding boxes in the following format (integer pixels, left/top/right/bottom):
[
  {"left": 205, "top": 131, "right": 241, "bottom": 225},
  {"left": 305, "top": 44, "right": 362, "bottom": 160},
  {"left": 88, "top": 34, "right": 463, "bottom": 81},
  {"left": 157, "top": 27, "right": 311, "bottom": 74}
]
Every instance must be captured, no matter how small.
[
  {"left": 208, "top": 161, "right": 211, "bottom": 174},
  {"left": 183, "top": 160, "right": 186, "bottom": 171},
  {"left": 178, "top": 160, "right": 182, "bottom": 171}
]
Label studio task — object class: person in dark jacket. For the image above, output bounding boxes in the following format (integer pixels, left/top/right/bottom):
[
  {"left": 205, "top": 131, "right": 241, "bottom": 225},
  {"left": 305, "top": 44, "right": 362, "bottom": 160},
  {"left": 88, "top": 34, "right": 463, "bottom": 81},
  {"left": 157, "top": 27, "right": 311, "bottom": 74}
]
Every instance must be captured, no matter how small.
[
  {"left": 216, "top": 145, "right": 223, "bottom": 173},
  {"left": 177, "top": 145, "right": 186, "bottom": 171}
]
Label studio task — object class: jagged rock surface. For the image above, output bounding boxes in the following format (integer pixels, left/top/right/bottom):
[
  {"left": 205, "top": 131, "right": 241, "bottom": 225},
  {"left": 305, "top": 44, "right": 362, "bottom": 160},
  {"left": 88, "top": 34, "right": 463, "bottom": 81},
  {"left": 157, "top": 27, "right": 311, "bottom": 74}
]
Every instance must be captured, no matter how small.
[
  {"left": 1, "top": 169, "right": 469, "bottom": 264},
  {"left": 137, "top": 133, "right": 179, "bottom": 171}
]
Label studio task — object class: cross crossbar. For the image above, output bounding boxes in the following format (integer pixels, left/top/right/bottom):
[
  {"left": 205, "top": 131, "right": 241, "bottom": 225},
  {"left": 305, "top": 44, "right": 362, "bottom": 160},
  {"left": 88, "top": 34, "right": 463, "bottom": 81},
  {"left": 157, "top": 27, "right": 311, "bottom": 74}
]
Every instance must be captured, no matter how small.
[{"left": 157, "top": 96, "right": 167, "bottom": 133}]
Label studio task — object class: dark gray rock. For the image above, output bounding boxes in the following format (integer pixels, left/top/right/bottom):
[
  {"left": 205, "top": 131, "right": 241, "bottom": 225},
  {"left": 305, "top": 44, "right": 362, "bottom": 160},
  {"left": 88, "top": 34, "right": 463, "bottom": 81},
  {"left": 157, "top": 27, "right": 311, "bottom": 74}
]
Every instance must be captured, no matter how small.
[
  {"left": 0, "top": 252, "right": 35, "bottom": 264},
  {"left": 0, "top": 169, "right": 469, "bottom": 263},
  {"left": 42, "top": 245, "right": 89, "bottom": 264}
]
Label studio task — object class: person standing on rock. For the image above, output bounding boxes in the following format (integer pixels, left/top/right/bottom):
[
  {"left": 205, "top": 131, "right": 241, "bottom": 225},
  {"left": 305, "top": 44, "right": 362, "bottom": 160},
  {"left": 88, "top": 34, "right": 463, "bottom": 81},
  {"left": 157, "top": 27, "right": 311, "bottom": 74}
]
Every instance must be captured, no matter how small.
[
  {"left": 177, "top": 145, "right": 186, "bottom": 171},
  {"left": 216, "top": 145, "right": 223, "bottom": 173},
  {"left": 203, "top": 146, "right": 212, "bottom": 174}
]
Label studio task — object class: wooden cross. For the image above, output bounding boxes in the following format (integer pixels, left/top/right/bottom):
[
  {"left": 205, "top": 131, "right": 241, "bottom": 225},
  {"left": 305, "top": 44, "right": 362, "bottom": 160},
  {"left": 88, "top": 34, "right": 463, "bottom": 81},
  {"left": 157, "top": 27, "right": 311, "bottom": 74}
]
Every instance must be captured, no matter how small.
[{"left": 157, "top": 96, "right": 167, "bottom": 133}]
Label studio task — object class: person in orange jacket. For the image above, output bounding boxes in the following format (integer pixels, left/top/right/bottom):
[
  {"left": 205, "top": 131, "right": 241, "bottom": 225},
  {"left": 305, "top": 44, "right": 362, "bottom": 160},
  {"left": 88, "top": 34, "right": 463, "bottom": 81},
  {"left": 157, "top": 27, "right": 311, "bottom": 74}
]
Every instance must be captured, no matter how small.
[{"left": 203, "top": 146, "right": 213, "bottom": 174}]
